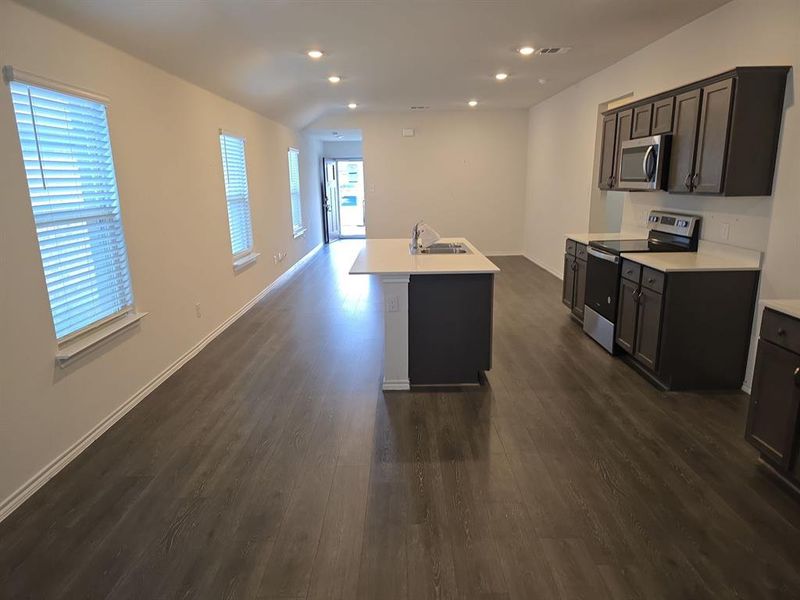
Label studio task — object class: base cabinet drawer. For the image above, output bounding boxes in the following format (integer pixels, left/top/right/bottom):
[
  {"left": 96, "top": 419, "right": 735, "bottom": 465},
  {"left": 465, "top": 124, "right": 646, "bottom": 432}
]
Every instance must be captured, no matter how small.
[{"left": 745, "top": 339, "right": 800, "bottom": 468}]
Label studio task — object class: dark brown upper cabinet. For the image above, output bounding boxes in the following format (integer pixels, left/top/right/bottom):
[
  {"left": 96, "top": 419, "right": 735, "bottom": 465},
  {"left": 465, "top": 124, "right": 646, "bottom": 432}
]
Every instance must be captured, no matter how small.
[
  {"left": 598, "top": 114, "right": 617, "bottom": 190},
  {"left": 599, "top": 66, "right": 789, "bottom": 196},
  {"left": 667, "top": 89, "right": 703, "bottom": 193},
  {"left": 614, "top": 109, "right": 633, "bottom": 186},
  {"left": 632, "top": 104, "right": 652, "bottom": 138},
  {"left": 693, "top": 78, "right": 734, "bottom": 194},
  {"left": 651, "top": 97, "right": 674, "bottom": 135}
]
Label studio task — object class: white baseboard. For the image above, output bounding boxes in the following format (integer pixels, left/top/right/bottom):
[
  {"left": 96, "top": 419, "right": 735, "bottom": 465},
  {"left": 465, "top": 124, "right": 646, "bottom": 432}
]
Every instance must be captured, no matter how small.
[
  {"left": 523, "top": 253, "right": 563, "bottom": 280},
  {"left": 0, "top": 243, "right": 323, "bottom": 524},
  {"left": 741, "top": 383, "right": 752, "bottom": 394},
  {"left": 484, "top": 250, "right": 524, "bottom": 257}
]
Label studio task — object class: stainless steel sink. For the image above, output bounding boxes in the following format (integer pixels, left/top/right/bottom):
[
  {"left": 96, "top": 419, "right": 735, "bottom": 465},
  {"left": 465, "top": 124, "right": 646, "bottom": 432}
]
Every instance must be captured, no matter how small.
[{"left": 419, "top": 242, "right": 471, "bottom": 254}]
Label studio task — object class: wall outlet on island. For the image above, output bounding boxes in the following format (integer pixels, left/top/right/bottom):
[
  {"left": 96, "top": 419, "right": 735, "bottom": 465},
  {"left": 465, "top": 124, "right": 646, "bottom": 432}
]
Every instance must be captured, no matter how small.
[
  {"left": 386, "top": 295, "right": 400, "bottom": 312},
  {"left": 195, "top": 303, "right": 202, "bottom": 319}
]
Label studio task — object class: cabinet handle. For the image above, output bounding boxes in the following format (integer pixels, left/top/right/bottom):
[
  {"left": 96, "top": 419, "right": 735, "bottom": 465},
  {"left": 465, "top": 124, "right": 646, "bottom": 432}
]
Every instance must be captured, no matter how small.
[
  {"left": 795, "top": 367, "right": 800, "bottom": 387},
  {"left": 625, "top": 269, "right": 634, "bottom": 275},
  {"left": 692, "top": 173, "right": 700, "bottom": 188},
  {"left": 778, "top": 328, "right": 786, "bottom": 336},
  {"left": 647, "top": 277, "right": 656, "bottom": 284},
  {"left": 684, "top": 173, "right": 692, "bottom": 189}
]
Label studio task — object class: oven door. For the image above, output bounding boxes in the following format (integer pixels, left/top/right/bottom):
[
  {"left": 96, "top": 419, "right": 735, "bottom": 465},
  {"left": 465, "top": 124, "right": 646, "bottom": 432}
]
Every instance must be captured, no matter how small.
[
  {"left": 583, "top": 247, "right": 621, "bottom": 353},
  {"left": 617, "top": 135, "right": 668, "bottom": 190}
]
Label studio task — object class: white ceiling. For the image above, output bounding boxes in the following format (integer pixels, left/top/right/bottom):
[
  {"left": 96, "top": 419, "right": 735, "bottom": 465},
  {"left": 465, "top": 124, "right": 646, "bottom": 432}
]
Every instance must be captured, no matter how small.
[{"left": 16, "top": 0, "right": 731, "bottom": 129}]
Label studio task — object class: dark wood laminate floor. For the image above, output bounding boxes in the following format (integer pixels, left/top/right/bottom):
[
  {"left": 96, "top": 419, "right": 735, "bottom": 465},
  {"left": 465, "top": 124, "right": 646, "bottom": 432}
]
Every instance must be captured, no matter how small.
[{"left": 2, "top": 240, "right": 800, "bottom": 599}]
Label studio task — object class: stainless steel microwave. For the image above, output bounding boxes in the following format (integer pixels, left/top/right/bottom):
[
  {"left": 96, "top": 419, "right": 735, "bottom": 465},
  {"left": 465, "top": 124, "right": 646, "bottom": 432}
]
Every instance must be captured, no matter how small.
[{"left": 617, "top": 135, "right": 670, "bottom": 190}]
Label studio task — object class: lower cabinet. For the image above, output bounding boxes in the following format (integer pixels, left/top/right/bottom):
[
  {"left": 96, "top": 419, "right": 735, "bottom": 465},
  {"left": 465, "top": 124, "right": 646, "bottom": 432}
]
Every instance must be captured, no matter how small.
[
  {"left": 561, "top": 240, "right": 587, "bottom": 322},
  {"left": 746, "top": 308, "right": 800, "bottom": 475},
  {"left": 615, "top": 261, "right": 759, "bottom": 390},
  {"left": 615, "top": 267, "right": 664, "bottom": 371}
]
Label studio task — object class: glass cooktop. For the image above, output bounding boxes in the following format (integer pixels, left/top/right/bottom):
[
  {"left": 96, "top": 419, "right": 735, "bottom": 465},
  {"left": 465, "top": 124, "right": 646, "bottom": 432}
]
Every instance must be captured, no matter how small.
[{"left": 588, "top": 239, "right": 651, "bottom": 255}]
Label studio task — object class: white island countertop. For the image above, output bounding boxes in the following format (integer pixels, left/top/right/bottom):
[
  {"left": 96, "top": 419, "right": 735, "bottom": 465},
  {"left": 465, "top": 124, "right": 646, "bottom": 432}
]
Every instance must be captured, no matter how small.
[{"left": 349, "top": 238, "right": 500, "bottom": 275}]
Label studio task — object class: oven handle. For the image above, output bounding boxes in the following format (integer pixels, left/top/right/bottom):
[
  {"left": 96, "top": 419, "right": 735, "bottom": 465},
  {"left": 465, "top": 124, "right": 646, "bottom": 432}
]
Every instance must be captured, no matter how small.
[{"left": 587, "top": 247, "right": 620, "bottom": 264}]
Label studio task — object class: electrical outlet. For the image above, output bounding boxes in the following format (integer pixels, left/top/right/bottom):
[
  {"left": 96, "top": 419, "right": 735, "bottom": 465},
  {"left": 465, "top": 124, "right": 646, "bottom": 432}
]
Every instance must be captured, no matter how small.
[
  {"left": 721, "top": 222, "right": 731, "bottom": 241},
  {"left": 195, "top": 303, "right": 202, "bottom": 318},
  {"left": 386, "top": 295, "right": 400, "bottom": 313}
]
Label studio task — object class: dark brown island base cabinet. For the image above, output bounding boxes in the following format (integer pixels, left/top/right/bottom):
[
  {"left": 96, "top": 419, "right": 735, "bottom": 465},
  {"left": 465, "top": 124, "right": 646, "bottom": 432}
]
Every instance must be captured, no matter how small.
[
  {"left": 408, "top": 273, "right": 494, "bottom": 386},
  {"left": 562, "top": 240, "right": 587, "bottom": 322},
  {"left": 598, "top": 66, "right": 790, "bottom": 196},
  {"left": 615, "top": 259, "right": 759, "bottom": 390},
  {"left": 746, "top": 308, "right": 800, "bottom": 487}
]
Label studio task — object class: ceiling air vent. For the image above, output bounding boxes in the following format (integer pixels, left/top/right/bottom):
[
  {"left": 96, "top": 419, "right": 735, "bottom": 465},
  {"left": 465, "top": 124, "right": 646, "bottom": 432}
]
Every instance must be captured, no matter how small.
[
  {"left": 536, "top": 46, "right": 572, "bottom": 55},
  {"left": 410, "top": 106, "right": 430, "bottom": 110}
]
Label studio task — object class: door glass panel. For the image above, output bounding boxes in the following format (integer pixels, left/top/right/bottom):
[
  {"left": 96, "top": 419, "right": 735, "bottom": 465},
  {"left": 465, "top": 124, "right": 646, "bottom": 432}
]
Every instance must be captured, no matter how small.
[
  {"left": 619, "top": 146, "right": 649, "bottom": 181},
  {"left": 337, "top": 160, "right": 365, "bottom": 238}
]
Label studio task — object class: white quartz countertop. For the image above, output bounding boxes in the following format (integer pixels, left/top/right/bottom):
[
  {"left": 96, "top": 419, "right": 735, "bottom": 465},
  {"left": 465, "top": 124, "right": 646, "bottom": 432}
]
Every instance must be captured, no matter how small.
[
  {"left": 620, "top": 249, "right": 761, "bottom": 272},
  {"left": 761, "top": 299, "right": 800, "bottom": 321},
  {"left": 349, "top": 238, "right": 500, "bottom": 275},
  {"left": 565, "top": 231, "right": 648, "bottom": 245}
]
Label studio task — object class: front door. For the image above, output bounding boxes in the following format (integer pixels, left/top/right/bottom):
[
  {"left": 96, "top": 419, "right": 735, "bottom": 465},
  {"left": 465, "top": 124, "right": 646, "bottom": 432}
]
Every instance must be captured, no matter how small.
[{"left": 322, "top": 158, "right": 340, "bottom": 243}]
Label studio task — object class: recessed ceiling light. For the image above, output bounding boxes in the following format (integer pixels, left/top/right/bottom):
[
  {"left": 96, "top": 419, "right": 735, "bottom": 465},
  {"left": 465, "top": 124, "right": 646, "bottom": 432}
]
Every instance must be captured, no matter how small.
[
  {"left": 468, "top": 100, "right": 478, "bottom": 107},
  {"left": 307, "top": 49, "right": 324, "bottom": 59},
  {"left": 348, "top": 103, "right": 358, "bottom": 109},
  {"left": 328, "top": 75, "right": 341, "bottom": 84},
  {"left": 538, "top": 78, "right": 548, "bottom": 85},
  {"left": 495, "top": 72, "right": 508, "bottom": 81},
  {"left": 518, "top": 46, "right": 535, "bottom": 56}
]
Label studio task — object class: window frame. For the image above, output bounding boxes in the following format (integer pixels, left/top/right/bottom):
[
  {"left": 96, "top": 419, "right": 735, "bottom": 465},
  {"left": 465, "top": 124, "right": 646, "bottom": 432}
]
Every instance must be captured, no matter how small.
[
  {"left": 287, "top": 146, "right": 305, "bottom": 237},
  {"left": 4, "top": 66, "right": 145, "bottom": 357},
  {"left": 219, "top": 130, "right": 258, "bottom": 268}
]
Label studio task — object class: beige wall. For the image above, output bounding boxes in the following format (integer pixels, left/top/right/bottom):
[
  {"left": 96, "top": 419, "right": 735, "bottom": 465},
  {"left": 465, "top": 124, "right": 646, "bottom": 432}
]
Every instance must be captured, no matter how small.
[
  {"left": 523, "top": 0, "right": 800, "bottom": 387},
  {"left": 0, "top": 0, "right": 322, "bottom": 512},
  {"left": 322, "top": 140, "right": 363, "bottom": 159},
  {"left": 309, "top": 110, "right": 529, "bottom": 253}
]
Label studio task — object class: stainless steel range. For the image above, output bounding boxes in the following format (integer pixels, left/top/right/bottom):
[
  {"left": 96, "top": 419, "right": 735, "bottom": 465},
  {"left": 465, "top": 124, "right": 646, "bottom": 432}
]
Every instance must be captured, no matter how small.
[{"left": 583, "top": 211, "right": 701, "bottom": 353}]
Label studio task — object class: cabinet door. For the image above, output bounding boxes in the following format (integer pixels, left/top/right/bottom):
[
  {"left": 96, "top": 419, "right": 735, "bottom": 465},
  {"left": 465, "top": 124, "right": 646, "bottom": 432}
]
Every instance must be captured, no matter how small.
[
  {"left": 667, "top": 89, "right": 702, "bottom": 193},
  {"left": 615, "top": 278, "right": 639, "bottom": 354},
  {"left": 634, "top": 287, "right": 663, "bottom": 370},
  {"left": 693, "top": 78, "right": 734, "bottom": 194},
  {"left": 746, "top": 340, "right": 800, "bottom": 468},
  {"left": 562, "top": 254, "right": 576, "bottom": 309},
  {"left": 598, "top": 114, "right": 617, "bottom": 190},
  {"left": 572, "top": 258, "right": 587, "bottom": 321},
  {"left": 632, "top": 104, "right": 652, "bottom": 138},
  {"left": 651, "top": 97, "right": 675, "bottom": 135},
  {"left": 614, "top": 109, "right": 633, "bottom": 187}
]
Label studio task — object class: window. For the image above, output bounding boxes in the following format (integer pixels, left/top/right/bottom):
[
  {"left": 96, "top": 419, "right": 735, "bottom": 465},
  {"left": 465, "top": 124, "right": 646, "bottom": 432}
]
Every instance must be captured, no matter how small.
[
  {"left": 9, "top": 78, "right": 135, "bottom": 341},
  {"left": 288, "top": 147, "right": 304, "bottom": 236},
  {"left": 219, "top": 132, "right": 254, "bottom": 258}
]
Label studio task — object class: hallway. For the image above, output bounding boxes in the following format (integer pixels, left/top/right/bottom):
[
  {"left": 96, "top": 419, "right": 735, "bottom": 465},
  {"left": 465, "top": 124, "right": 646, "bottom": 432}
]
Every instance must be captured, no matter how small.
[{"left": 2, "top": 241, "right": 800, "bottom": 599}]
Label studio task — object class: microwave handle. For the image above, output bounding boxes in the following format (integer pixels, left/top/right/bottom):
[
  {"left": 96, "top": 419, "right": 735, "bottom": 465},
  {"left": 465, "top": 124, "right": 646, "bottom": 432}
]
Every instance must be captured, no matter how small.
[{"left": 643, "top": 145, "right": 656, "bottom": 181}]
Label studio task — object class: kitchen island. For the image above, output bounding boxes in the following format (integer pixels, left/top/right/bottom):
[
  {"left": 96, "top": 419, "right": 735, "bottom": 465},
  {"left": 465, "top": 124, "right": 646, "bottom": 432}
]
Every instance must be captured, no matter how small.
[{"left": 350, "top": 238, "right": 499, "bottom": 390}]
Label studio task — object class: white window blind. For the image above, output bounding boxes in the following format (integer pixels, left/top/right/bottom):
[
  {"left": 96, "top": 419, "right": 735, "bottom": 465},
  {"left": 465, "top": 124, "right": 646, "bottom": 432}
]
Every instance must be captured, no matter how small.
[
  {"left": 219, "top": 133, "right": 253, "bottom": 256},
  {"left": 288, "top": 147, "right": 303, "bottom": 234},
  {"left": 9, "top": 79, "right": 134, "bottom": 341}
]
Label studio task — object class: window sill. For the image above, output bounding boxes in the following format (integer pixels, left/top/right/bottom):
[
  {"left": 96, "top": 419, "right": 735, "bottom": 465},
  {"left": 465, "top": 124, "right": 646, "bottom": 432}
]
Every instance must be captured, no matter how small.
[
  {"left": 293, "top": 227, "right": 307, "bottom": 239},
  {"left": 56, "top": 312, "right": 148, "bottom": 366},
  {"left": 233, "top": 251, "right": 260, "bottom": 272}
]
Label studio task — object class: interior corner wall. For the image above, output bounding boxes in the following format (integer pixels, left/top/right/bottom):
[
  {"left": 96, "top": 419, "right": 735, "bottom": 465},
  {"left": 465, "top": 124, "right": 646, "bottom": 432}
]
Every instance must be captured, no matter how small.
[
  {"left": 308, "top": 110, "right": 529, "bottom": 254},
  {"left": 0, "top": 0, "right": 322, "bottom": 514},
  {"left": 522, "top": 0, "right": 800, "bottom": 389}
]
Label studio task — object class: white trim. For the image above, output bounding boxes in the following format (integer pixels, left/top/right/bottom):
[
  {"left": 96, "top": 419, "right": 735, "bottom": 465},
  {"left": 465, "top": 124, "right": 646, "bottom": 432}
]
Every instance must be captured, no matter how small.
[
  {"left": 523, "top": 253, "right": 564, "bottom": 280},
  {"left": 741, "top": 383, "right": 752, "bottom": 394},
  {"left": 483, "top": 250, "right": 524, "bottom": 257},
  {"left": 3, "top": 65, "right": 109, "bottom": 104},
  {"left": 382, "top": 378, "right": 411, "bottom": 391},
  {"left": 56, "top": 312, "right": 148, "bottom": 365},
  {"left": 292, "top": 227, "right": 307, "bottom": 239},
  {"left": 233, "top": 251, "right": 260, "bottom": 272},
  {"left": 0, "top": 242, "right": 323, "bottom": 524}
]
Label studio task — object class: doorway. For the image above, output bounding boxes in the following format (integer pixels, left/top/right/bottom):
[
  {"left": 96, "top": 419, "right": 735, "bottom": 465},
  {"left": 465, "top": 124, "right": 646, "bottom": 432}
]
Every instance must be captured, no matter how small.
[{"left": 322, "top": 158, "right": 366, "bottom": 240}]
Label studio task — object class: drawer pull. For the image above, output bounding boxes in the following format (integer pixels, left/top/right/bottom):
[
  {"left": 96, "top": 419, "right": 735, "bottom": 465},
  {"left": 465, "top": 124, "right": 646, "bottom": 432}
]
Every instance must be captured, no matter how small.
[
  {"left": 777, "top": 328, "right": 786, "bottom": 336},
  {"left": 647, "top": 278, "right": 656, "bottom": 284},
  {"left": 626, "top": 269, "right": 633, "bottom": 275}
]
